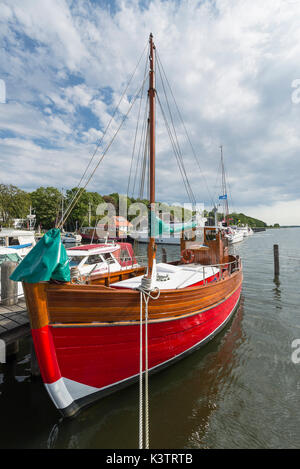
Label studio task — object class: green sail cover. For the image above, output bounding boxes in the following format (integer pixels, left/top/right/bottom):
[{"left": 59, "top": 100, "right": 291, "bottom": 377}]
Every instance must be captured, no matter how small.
[
  {"left": 152, "top": 216, "right": 197, "bottom": 236},
  {"left": 10, "top": 228, "right": 70, "bottom": 283}
]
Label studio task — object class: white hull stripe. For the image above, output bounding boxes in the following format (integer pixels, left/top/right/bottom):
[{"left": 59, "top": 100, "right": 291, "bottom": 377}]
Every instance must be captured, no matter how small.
[{"left": 45, "top": 378, "right": 99, "bottom": 409}]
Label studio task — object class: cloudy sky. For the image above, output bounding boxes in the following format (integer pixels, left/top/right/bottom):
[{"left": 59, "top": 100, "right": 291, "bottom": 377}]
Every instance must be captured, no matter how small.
[{"left": 0, "top": 0, "right": 300, "bottom": 225}]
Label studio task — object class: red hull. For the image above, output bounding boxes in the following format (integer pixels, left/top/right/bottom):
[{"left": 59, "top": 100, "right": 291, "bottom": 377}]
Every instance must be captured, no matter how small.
[{"left": 31, "top": 285, "right": 241, "bottom": 416}]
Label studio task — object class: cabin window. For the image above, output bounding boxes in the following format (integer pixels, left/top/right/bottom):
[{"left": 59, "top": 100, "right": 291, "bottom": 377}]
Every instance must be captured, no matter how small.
[
  {"left": 69, "top": 256, "right": 86, "bottom": 267},
  {"left": 101, "top": 252, "right": 116, "bottom": 264},
  {"left": 120, "top": 248, "right": 130, "bottom": 262},
  {"left": 9, "top": 237, "right": 20, "bottom": 246},
  {"left": 205, "top": 230, "right": 217, "bottom": 241},
  {"left": 85, "top": 254, "right": 102, "bottom": 265}
]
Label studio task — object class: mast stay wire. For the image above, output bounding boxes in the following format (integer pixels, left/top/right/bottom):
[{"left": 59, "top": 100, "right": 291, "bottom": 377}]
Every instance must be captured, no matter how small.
[
  {"left": 57, "top": 41, "right": 149, "bottom": 229},
  {"left": 212, "top": 156, "right": 222, "bottom": 208},
  {"left": 139, "top": 122, "right": 150, "bottom": 200},
  {"left": 131, "top": 97, "right": 149, "bottom": 198},
  {"left": 156, "top": 91, "right": 196, "bottom": 206},
  {"left": 156, "top": 51, "right": 215, "bottom": 209},
  {"left": 58, "top": 71, "right": 149, "bottom": 229},
  {"left": 127, "top": 49, "right": 149, "bottom": 199},
  {"left": 155, "top": 56, "right": 196, "bottom": 206},
  {"left": 155, "top": 60, "right": 196, "bottom": 207}
]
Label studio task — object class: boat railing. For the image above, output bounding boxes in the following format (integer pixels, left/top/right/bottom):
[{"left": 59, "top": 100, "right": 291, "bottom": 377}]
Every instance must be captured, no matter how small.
[
  {"left": 118, "top": 253, "right": 241, "bottom": 283},
  {"left": 120, "top": 254, "right": 149, "bottom": 268},
  {"left": 200, "top": 256, "right": 241, "bottom": 285}
]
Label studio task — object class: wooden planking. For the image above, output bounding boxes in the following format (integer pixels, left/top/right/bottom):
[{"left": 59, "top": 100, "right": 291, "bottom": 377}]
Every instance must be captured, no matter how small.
[
  {"left": 90, "top": 266, "right": 146, "bottom": 286},
  {"left": 45, "top": 270, "right": 243, "bottom": 324},
  {"left": 0, "top": 298, "right": 30, "bottom": 344}
]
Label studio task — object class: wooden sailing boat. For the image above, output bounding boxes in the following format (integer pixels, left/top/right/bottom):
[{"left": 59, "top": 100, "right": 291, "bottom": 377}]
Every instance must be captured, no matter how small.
[{"left": 14, "top": 34, "right": 243, "bottom": 417}]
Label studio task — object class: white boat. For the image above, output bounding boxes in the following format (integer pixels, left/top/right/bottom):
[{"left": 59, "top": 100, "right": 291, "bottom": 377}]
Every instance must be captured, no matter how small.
[
  {"left": 67, "top": 241, "right": 139, "bottom": 280},
  {"left": 61, "top": 232, "right": 82, "bottom": 243},
  {"left": 223, "top": 227, "right": 244, "bottom": 244},
  {"left": 129, "top": 217, "right": 207, "bottom": 245},
  {"left": 235, "top": 225, "right": 254, "bottom": 237},
  {"left": 129, "top": 228, "right": 181, "bottom": 245},
  {"left": 0, "top": 229, "right": 36, "bottom": 257}
]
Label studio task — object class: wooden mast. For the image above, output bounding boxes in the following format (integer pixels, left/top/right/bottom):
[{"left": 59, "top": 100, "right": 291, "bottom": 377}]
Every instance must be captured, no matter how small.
[{"left": 147, "top": 33, "right": 156, "bottom": 279}]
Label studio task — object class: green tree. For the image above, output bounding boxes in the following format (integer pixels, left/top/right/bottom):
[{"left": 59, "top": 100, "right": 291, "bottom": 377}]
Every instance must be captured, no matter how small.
[
  {"left": 63, "top": 188, "right": 105, "bottom": 229},
  {"left": 30, "top": 186, "right": 62, "bottom": 230},
  {"left": 0, "top": 184, "right": 31, "bottom": 225}
]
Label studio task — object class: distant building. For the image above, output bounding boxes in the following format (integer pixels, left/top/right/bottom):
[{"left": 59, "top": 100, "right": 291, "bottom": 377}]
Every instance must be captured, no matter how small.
[
  {"left": 82, "top": 216, "right": 132, "bottom": 241},
  {"left": 111, "top": 216, "right": 133, "bottom": 238}
]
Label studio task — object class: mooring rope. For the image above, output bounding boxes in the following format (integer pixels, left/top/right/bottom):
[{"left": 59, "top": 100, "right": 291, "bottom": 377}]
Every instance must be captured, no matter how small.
[{"left": 137, "top": 284, "right": 160, "bottom": 449}]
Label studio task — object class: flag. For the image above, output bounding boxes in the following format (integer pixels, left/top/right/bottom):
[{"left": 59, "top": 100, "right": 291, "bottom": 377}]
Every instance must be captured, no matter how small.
[{"left": 219, "top": 194, "right": 227, "bottom": 200}]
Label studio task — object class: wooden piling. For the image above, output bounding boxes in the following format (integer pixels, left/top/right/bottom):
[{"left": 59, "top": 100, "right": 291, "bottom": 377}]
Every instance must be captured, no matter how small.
[
  {"left": 162, "top": 247, "right": 167, "bottom": 263},
  {"left": 273, "top": 244, "right": 279, "bottom": 277},
  {"left": 6, "top": 340, "right": 19, "bottom": 358},
  {"left": 1, "top": 261, "right": 18, "bottom": 306}
]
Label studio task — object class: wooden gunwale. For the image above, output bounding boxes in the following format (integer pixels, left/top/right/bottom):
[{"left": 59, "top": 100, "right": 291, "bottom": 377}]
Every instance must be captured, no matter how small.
[
  {"left": 44, "top": 269, "right": 242, "bottom": 325},
  {"left": 51, "top": 281, "right": 242, "bottom": 327},
  {"left": 89, "top": 265, "right": 146, "bottom": 284}
]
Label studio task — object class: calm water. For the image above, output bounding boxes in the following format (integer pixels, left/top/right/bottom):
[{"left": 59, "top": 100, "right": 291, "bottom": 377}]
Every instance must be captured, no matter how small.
[{"left": 0, "top": 228, "right": 300, "bottom": 449}]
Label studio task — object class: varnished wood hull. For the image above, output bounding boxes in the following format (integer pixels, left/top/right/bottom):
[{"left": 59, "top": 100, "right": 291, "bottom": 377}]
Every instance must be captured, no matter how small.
[{"left": 23, "top": 269, "right": 243, "bottom": 417}]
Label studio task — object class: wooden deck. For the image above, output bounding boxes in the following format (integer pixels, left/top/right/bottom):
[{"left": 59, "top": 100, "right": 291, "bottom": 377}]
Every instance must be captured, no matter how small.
[{"left": 0, "top": 298, "right": 30, "bottom": 344}]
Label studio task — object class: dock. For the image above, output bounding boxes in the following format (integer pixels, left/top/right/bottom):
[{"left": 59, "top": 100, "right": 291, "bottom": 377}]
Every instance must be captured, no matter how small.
[
  {"left": 0, "top": 260, "right": 30, "bottom": 348},
  {"left": 0, "top": 298, "right": 30, "bottom": 346}
]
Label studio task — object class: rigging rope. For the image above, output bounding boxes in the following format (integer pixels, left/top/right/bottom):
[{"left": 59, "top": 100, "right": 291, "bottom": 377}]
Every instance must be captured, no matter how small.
[
  {"left": 127, "top": 50, "right": 149, "bottom": 199},
  {"left": 58, "top": 74, "right": 149, "bottom": 229},
  {"left": 156, "top": 91, "right": 196, "bottom": 206},
  {"left": 57, "top": 42, "right": 149, "bottom": 229},
  {"left": 139, "top": 122, "right": 149, "bottom": 200},
  {"left": 131, "top": 98, "right": 149, "bottom": 198},
  {"left": 137, "top": 284, "right": 160, "bottom": 449},
  {"left": 156, "top": 52, "right": 215, "bottom": 208}
]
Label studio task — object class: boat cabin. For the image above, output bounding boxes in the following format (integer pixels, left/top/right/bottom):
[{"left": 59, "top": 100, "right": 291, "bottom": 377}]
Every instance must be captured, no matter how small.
[
  {"left": 0, "top": 229, "right": 36, "bottom": 257},
  {"left": 67, "top": 242, "right": 138, "bottom": 278}
]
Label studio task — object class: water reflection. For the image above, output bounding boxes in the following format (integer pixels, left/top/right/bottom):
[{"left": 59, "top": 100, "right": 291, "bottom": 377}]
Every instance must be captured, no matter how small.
[
  {"left": 1, "top": 228, "right": 300, "bottom": 448},
  {"left": 44, "top": 301, "right": 245, "bottom": 449},
  {"left": 272, "top": 276, "right": 282, "bottom": 307}
]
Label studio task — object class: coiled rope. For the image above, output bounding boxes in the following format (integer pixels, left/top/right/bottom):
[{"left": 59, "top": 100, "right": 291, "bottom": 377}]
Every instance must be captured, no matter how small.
[{"left": 136, "top": 282, "right": 160, "bottom": 449}]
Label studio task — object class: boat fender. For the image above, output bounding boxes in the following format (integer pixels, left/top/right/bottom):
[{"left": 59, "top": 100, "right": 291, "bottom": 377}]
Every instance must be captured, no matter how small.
[{"left": 181, "top": 249, "right": 195, "bottom": 264}]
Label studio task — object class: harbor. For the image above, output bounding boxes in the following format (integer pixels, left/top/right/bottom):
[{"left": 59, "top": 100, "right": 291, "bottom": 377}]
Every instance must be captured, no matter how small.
[
  {"left": 0, "top": 227, "right": 299, "bottom": 448},
  {"left": 1, "top": 0, "right": 300, "bottom": 453}
]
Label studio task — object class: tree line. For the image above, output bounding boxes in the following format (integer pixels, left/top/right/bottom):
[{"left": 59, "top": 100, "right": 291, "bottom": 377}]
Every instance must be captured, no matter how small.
[
  {"left": 0, "top": 183, "right": 268, "bottom": 232},
  {"left": 0, "top": 184, "right": 193, "bottom": 232}
]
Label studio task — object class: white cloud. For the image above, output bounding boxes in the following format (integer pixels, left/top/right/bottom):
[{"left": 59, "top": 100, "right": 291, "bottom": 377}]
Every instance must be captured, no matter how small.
[
  {"left": 0, "top": 0, "right": 300, "bottom": 224},
  {"left": 242, "top": 198, "right": 300, "bottom": 226}
]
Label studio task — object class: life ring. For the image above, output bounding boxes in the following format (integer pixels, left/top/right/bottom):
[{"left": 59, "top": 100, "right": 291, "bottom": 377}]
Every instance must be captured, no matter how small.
[{"left": 182, "top": 249, "right": 195, "bottom": 264}]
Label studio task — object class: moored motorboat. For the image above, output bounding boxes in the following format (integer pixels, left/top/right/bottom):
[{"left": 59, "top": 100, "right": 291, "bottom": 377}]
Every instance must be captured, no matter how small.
[
  {"left": 0, "top": 228, "right": 36, "bottom": 257},
  {"left": 61, "top": 232, "right": 82, "bottom": 244},
  {"left": 67, "top": 242, "right": 139, "bottom": 280},
  {"left": 224, "top": 226, "right": 244, "bottom": 244}
]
